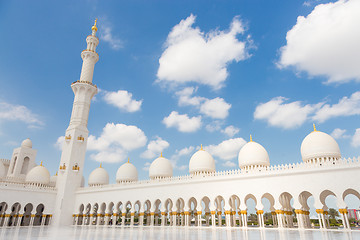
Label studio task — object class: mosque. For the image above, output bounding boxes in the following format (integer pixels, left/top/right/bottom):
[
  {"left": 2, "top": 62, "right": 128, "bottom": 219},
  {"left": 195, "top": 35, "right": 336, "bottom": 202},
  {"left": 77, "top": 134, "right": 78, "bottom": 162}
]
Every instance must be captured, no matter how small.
[{"left": 0, "top": 20, "right": 359, "bottom": 231}]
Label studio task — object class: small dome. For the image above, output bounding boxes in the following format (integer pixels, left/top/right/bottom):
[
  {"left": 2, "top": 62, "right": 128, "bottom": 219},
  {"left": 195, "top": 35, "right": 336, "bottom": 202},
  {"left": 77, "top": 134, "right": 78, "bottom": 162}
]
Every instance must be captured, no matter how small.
[
  {"left": 21, "top": 138, "right": 32, "bottom": 148},
  {"left": 50, "top": 173, "right": 57, "bottom": 184},
  {"left": 116, "top": 161, "right": 138, "bottom": 183},
  {"left": 149, "top": 155, "right": 173, "bottom": 179},
  {"left": 88, "top": 165, "right": 109, "bottom": 186},
  {"left": 0, "top": 161, "right": 6, "bottom": 180},
  {"left": 25, "top": 163, "right": 50, "bottom": 185},
  {"left": 238, "top": 140, "right": 270, "bottom": 170},
  {"left": 301, "top": 128, "right": 341, "bottom": 162},
  {"left": 189, "top": 147, "right": 215, "bottom": 174}
]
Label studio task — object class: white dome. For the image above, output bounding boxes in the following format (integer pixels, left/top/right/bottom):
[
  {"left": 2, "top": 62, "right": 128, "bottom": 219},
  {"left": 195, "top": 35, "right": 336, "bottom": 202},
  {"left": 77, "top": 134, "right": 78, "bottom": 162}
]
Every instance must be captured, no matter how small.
[
  {"left": 149, "top": 155, "right": 173, "bottom": 179},
  {"left": 116, "top": 162, "right": 138, "bottom": 183},
  {"left": 21, "top": 138, "right": 32, "bottom": 148},
  {"left": 0, "top": 161, "right": 6, "bottom": 180},
  {"left": 88, "top": 166, "right": 109, "bottom": 186},
  {"left": 238, "top": 141, "right": 270, "bottom": 169},
  {"left": 189, "top": 148, "right": 215, "bottom": 174},
  {"left": 301, "top": 130, "right": 341, "bottom": 162},
  {"left": 25, "top": 164, "right": 50, "bottom": 185}
]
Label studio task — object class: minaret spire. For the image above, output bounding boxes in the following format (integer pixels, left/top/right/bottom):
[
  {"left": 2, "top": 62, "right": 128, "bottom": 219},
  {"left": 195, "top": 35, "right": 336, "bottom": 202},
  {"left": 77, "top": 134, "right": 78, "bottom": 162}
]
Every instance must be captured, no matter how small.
[{"left": 53, "top": 20, "right": 100, "bottom": 227}]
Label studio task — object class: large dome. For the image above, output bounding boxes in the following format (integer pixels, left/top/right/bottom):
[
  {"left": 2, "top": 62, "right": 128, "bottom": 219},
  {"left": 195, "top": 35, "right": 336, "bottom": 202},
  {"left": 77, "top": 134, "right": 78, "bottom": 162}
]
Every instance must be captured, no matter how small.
[
  {"left": 189, "top": 147, "right": 215, "bottom": 174},
  {"left": 25, "top": 163, "right": 50, "bottom": 185},
  {"left": 21, "top": 138, "right": 32, "bottom": 148},
  {"left": 0, "top": 161, "right": 6, "bottom": 180},
  {"left": 301, "top": 127, "right": 341, "bottom": 162},
  {"left": 88, "top": 165, "right": 109, "bottom": 186},
  {"left": 238, "top": 139, "right": 270, "bottom": 170},
  {"left": 116, "top": 161, "right": 138, "bottom": 183},
  {"left": 149, "top": 154, "right": 173, "bottom": 179}
]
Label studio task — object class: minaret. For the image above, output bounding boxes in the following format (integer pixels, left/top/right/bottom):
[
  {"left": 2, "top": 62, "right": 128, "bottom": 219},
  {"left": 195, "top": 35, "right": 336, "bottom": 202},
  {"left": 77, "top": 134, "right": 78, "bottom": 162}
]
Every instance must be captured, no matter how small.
[{"left": 53, "top": 20, "right": 99, "bottom": 226}]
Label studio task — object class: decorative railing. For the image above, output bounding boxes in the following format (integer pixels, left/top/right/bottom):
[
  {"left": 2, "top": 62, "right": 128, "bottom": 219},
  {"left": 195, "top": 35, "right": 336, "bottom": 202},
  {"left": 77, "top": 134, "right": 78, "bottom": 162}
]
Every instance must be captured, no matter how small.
[
  {"left": 78, "top": 157, "right": 360, "bottom": 191},
  {"left": 0, "top": 180, "right": 57, "bottom": 192},
  {"left": 71, "top": 80, "right": 97, "bottom": 88},
  {"left": 0, "top": 159, "right": 10, "bottom": 164}
]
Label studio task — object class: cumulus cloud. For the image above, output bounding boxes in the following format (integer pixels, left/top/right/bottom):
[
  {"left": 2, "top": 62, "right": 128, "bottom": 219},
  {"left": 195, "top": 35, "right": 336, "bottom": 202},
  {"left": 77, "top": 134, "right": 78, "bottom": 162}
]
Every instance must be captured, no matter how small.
[
  {"left": 221, "top": 125, "right": 240, "bottom": 137},
  {"left": 162, "top": 111, "right": 202, "bottom": 132},
  {"left": 254, "top": 97, "right": 322, "bottom": 129},
  {"left": 55, "top": 136, "right": 64, "bottom": 150},
  {"left": 103, "top": 90, "right": 142, "bottom": 112},
  {"left": 200, "top": 98, "right": 231, "bottom": 119},
  {"left": 205, "top": 120, "right": 223, "bottom": 132},
  {"left": 170, "top": 146, "right": 195, "bottom": 171},
  {"left": 313, "top": 92, "right": 360, "bottom": 122},
  {"left": 0, "top": 102, "right": 43, "bottom": 128},
  {"left": 351, "top": 129, "right": 360, "bottom": 147},
  {"left": 141, "top": 136, "right": 170, "bottom": 159},
  {"left": 279, "top": 0, "right": 360, "bottom": 84},
  {"left": 331, "top": 128, "right": 349, "bottom": 139},
  {"left": 157, "top": 14, "right": 250, "bottom": 90},
  {"left": 175, "top": 87, "right": 232, "bottom": 119},
  {"left": 99, "top": 21, "right": 123, "bottom": 50},
  {"left": 223, "top": 161, "right": 237, "bottom": 167},
  {"left": 205, "top": 138, "right": 246, "bottom": 160},
  {"left": 64, "top": 123, "right": 148, "bottom": 163}
]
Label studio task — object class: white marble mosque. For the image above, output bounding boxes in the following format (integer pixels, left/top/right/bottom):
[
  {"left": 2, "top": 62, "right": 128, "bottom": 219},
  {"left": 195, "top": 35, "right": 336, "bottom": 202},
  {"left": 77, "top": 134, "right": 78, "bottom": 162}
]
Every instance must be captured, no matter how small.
[{"left": 0, "top": 20, "right": 359, "bottom": 232}]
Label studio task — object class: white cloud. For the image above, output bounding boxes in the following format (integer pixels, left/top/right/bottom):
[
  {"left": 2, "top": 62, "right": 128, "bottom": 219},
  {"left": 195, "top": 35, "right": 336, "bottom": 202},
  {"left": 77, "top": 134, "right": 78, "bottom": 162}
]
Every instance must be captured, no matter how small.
[
  {"left": 55, "top": 136, "right": 64, "bottom": 150},
  {"left": 80, "top": 123, "right": 147, "bottom": 163},
  {"left": 142, "top": 162, "right": 151, "bottom": 172},
  {"left": 279, "top": 0, "right": 360, "bottom": 84},
  {"left": 205, "top": 120, "right": 223, "bottom": 132},
  {"left": 312, "top": 92, "right": 360, "bottom": 123},
  {"left": 162, "top": 111, "right": 202, "bottom": 132},
  {"left": 200, "top": 98, "right": 231, "bottom": 119},
  {"left": 175, "top": 87, "right": 232, "bottom": 119},
  {"left": 223, "top": 161, "right": 237, "bottom": 167},
  {"left": 254, "top": 97, "right": 322, "bottom": 129},
  {"left": 351, "top": 129, "right": 360, "bottom": 147},
  {"left": 221, "top": 125, "right": 240, "bottom": 137},
  {"left": 0, "top": 102, "right": 43, "bottom": 128},
  {"left": 141, "top": 136, "right": 170, "bottom": 159},
  {"left": 103, "top": 90, "right": 142, "bottom": 112},
  {"left": 331, "top": 128, "right": 349, "bottom": 139},
  {"left": 99, "top": 21, "right": 123, "bottom": 50},
  {"left": 170, "top": 146, "right": 195, "bottom": 172},
  {"left": 205, "top": 138, "right": 246, "bottom": 160},
  {"left": 157, "top": 14, "right": 250, "bottom": 90}
]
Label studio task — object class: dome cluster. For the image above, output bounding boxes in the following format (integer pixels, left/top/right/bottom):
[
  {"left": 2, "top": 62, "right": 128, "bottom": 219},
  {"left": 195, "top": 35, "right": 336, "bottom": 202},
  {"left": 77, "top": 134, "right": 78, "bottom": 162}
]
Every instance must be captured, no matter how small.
[
  {"left": 86, "top": 125, "right": 341, "bottom": 186},
  {"left": 25, "top": 162, "right": 50, "bottom": 186}
]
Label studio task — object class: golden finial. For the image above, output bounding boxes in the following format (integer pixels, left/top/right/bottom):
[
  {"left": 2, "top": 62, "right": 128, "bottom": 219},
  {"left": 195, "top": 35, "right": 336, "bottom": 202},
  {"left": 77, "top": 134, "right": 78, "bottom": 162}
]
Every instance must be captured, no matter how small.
[
  {"left": 40, "top": 161, "right": 43, "bottom": 166},
  {"left": 55, "top": 171, "right": 58, "bottom": 176},
  {"left": 92, "top": 18, "right": 98, "bottom": 32},
  {"left": 313, "top": 123, "right": 317, "bottom": 132},
  {"left": 127, "top": 157, "right": 130, "bottom": 163},
  {"left": 100, "top": 162, "right": 102, "bottom": 168},
  {"left": 200, "top": 144, "right": 203, "bottom": 150},
  {"left": 160, "top": 152, "right": 163, "bottom": 158},
  {"left": 250, "top": 134, "right": 253, "bottom": 142}
]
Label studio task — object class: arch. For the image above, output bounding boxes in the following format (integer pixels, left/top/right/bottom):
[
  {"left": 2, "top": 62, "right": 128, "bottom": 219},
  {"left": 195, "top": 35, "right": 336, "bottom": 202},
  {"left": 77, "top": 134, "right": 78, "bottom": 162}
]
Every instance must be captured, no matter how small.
[
  {"left": 342, "top": 188, "right": 360, "bottom": 201},
  {"left": 143, "top": 200, "right": 151, "bottom": 226},
  {"left": 77, "top": 204, "right": 84, "bottom": 225},
  {"left": 154, "top": 199, "right": 162, "bottom": 226},
  {"left": 188, "top": 197, "right": 198, "bottom": 226},
  {"left": 0, "top": 202, "right": 8, "bottom": 226},
  {"left": 214, "top": 195, "right": 225, "bottom": 226},
  {"left": 279, "top": 192, "right": 295, "bottom": 228},
  {"left": 98, "top": 202, "right": 106, "bottom": 225},
  {"left": 21, "top": 203, "right": 33, "bottom": 226},
  {"left": 8, "top": 202, "right": 21, "bottom": 226},
  {"left": 245, "top": 194, "right": 258, "bottom": 226},
  {"left": 114, "top": 201, "right": 123, "bottom": 225},
  {"left": 319, "top": 190, "right": 337, "bottom": 208},
  {"left": 261, "top": 193, "right": 275, "bottom": 227},
  {"left": 21, "top": 156, "right": 30, "bottom": 174},
  {"left": 33, "top": 203, "right": 44, "bottom": 226},
  {"left": 92, "top": 203, "right": 99, "bottom": 225}
]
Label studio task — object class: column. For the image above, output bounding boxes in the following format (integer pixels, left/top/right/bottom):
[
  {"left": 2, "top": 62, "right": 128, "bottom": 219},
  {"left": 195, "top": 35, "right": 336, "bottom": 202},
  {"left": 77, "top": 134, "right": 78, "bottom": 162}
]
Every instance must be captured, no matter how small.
[
  {"left": 171, "top": 212, "right": 177, "bottom": 226},
  {"left": 217, "top": 211, "right": 222, "bottom": 227},
  {"left": 211, "top": 211, "right": 216, "bottom": 227},
  {"left": 197, "top": 211, "right": 202, "bottom": 226},
  {"left": 121, "top": 213, "right": 126, "bottom": 226},
  {"left": 150, "top": 212, "right": 155, "bottom": 226},
  {"left": 275, "top": 210, "right": 284, "bottom": 228},
  {"left": 16, "top": 214, "right": 23, "bottom": 226},
  {"left": 339, "top": 209, "right": 350, "bottom": 229},
  {"left": 48, "top": 215, "right": 52, "bottom": 225},
  {"left": 3, "top": 214, "right": 10, "bottom": 227},
  {"left": 41, "top": 215, "right": 47, "bottom": 226},
  {"left": 324, "top": 211, "right": 330, "bottom": 228},
  {"left": 73, "top": 214, "right": 77, "bottom": 225},
  {"left": 130, "top": 212, "right": 135, "bottom": 226},
  {"left": 232, "top": 211, "right": 236, "bottom": 227},
  {"left": 271, "top": 211, "right": 277, "bottom": 227},
  {"left": 139, "top": 213, "right": 144, "bottom": 226},
  {"left": 161, "top": 212, "right": 166, "bottom": 226},
  {"left": 181, "top": 212, "right": 185, "bottom": 226},
  {"left": 295, "top": 210, "right": 303, "bottom": 229},
  {"left": 225, "top": 211, "right": 231, "bottom": 227},
  {"left": 316, "top": 209, "right": 324, "bottom": 229},
  {"left": 184, "top": 212, "right": 190, "bottom": 226},
  {"left": 30, "top": 214, "right": 35, "bottom": 226},
  {"left": 241, "top": 210, "right": 247, "bottom": 228},
  {"left": 257, "top": 210, "right": 264, "bottom": 228}
]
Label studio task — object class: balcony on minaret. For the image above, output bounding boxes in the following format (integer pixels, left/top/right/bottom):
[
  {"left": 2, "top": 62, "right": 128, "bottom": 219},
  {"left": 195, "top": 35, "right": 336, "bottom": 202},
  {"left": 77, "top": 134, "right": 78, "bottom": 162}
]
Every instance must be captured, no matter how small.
[
  {"left": 65, "top": 135, "right": 71, "bottom": 142},
  {"left": 72, "top": 163, "right": 80, "bottom": 172},
  {"left": 77, "top": 136, "right": 85, "bottom": 143},
  {"left": 59, "top": 163, "right": 66, "bottom": 172}
]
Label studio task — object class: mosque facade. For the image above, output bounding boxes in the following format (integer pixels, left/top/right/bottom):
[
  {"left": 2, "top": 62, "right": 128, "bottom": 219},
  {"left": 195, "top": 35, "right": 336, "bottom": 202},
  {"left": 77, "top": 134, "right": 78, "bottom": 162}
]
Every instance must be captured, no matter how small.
[{"left": 0, "top": 21, "right": 359, "bottom": 231}]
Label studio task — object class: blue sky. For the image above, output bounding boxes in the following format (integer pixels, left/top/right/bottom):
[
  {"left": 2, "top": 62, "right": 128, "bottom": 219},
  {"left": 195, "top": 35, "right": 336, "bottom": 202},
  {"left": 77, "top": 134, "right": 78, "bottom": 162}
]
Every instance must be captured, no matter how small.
[{"left": 0, "top": 0, "right": 359, "bottom": 185}]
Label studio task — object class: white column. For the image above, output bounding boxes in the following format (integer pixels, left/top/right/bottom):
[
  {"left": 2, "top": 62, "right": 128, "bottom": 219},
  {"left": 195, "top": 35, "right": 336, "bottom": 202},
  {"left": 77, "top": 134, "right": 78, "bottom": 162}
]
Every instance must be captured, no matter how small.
[
  {"left": 41, "top": 215, "right": 47, "bottom": 226},
  {"left": 225, "top": 211, "right": 231, "bottom": 227},
  {"left": 161, "top": 212, "right": 166, "bottom": 226},
  {"left": 30, "top": 215, "right": 35, "bottom": 226},
  {"left": 276, "top": 211, "right": 284, "bottom": 228},
  {"left": 139, "top": 213, "right": 144, "bottom": 226},
  {"left": 197, "top": 211, "right": 202, "bottom": 226},
  {"left": 150, "top": 213, "right": 154, "bottom": 226},
  {"left": 121, "top": 213, "right": 126, "bottom": 226},
  {"left": 211, "top": 211, "right": 216, "bottom": 227}
]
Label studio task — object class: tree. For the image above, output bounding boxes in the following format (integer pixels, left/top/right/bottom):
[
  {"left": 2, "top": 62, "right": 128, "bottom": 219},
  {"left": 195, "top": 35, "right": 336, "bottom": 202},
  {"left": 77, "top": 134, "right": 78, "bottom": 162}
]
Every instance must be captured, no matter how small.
[{"left": 328, "top": 208, "right": 339, "bottom": 219}]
